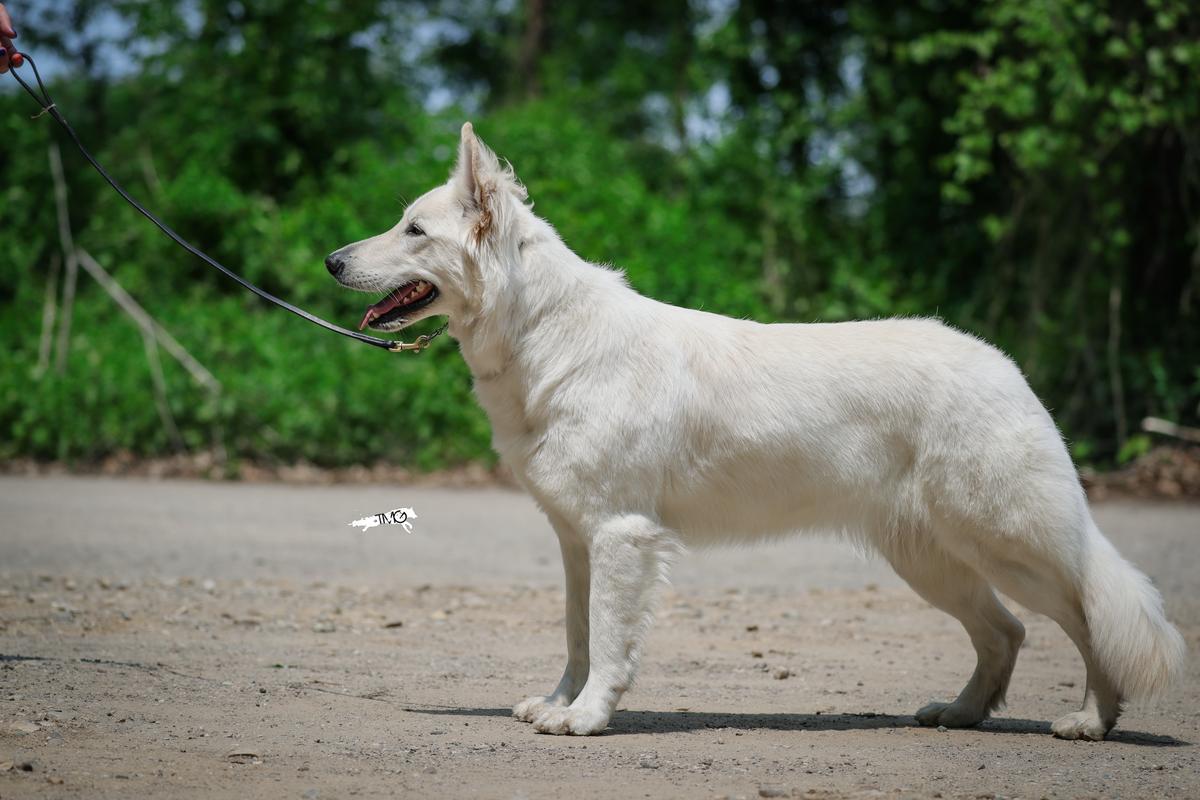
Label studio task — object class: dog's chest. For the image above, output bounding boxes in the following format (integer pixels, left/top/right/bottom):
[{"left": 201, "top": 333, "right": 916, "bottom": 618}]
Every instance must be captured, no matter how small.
[{"left": 472, "top": 371, "right": 548, "bottom": 470}]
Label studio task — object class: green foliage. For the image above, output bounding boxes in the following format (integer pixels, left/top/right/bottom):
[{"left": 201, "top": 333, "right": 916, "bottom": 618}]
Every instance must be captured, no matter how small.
[
  {"left": 866, "top": 0, "right": 1200, "bottom": 459},
  {"left": 1, "top": 0, "right": 1196, "bottom": 469}
]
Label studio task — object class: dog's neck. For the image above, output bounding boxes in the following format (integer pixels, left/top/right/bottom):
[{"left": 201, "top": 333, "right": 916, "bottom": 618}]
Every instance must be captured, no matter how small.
[
  {"left": 450, "top": 221, "right": 600, "bottom": 382},
  {"left": 446, "top": 213, "right": 645, "bottom": 469}
]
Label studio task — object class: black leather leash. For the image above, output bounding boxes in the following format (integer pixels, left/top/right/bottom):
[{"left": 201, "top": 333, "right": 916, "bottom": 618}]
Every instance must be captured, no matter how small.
[{"left": 8, "top": 53, "right": 446, "bottom": 354}]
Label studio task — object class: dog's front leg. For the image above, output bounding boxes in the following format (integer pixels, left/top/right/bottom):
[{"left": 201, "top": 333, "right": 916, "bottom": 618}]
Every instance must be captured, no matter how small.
[
  {"left": 532, "top": 514, "right": 677, "bottom": 735},
  {"left": 514, "top": 515, "right": 590, "bottom": 721}
]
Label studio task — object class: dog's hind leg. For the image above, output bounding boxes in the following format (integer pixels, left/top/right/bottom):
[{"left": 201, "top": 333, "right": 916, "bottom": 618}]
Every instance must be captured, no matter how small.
[
  {"left": 968, "top": 528, "right": 1126, "bottom": 741},
  {"left": 531, "top": 514, "right": 679, "bottom": 735},
  {"left": 884, "top": 543, "right": 1025, "bottom": 729},
  {"left": 515, "top": 513, "right": 591, "bottom": 722},
  {"left": 929, "top": 509, "right": 1181, "bottom": 740}
]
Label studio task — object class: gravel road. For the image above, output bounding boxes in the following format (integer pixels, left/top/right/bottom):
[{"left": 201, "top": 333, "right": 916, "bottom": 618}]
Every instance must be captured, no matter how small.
[{"left": 1, "top": 476, "right": 1197, "bottom": 799}]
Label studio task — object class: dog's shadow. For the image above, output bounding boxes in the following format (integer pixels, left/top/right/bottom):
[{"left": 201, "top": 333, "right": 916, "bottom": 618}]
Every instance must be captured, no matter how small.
[{"left": 404, "top": 705, "right": 1188, "bottom": 746}]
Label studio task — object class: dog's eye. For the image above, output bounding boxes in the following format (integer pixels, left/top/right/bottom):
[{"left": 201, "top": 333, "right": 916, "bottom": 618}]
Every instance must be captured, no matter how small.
[{"left": 406, "top": 223, "right": 425, "bottom": 237}]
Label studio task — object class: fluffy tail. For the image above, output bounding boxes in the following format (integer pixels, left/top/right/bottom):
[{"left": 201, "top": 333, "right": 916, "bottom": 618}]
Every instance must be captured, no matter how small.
[{"left": 1081, "top": 522, "right": 1185, "bottom": 701}]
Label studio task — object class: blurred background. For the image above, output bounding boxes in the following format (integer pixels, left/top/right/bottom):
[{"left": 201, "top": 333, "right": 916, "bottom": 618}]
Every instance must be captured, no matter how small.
[{"left": 1, "top": 0, "right": 1197, "bottom": 476}]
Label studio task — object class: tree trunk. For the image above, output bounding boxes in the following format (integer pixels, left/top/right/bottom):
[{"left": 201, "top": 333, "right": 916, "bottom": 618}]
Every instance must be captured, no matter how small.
[{"left": 516, "top": 0, "right": 546, "bottom": 100}]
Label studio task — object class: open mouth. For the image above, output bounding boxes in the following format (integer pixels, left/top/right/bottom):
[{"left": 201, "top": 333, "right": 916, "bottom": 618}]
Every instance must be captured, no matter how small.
[{"left": 357, "top": 280, "right": 439, "bottom": 330}]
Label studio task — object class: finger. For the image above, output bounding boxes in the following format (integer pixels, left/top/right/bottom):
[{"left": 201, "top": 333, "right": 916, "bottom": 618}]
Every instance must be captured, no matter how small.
[
  {"left": 0, "top": 30, "right": 19, "bottom": 72},
  {"left": 0, "top": 6, "right": 16, "bottom": 39},
  {"left": 0, "top": 32, "right": 11, "bottom": 73}
]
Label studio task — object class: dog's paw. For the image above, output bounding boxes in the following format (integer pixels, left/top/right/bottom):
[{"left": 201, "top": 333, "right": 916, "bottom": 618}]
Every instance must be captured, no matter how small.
[
  {"left": 513, "top": 695, "right": 565, "bottom": 723},
  {"left": 915, "top": 700, "right": 985, "bottom": 728},
  {"left": 531, "top": 704, "right": 609, "bottom": 736},
  {"left": 1051, "top": 711, "right": 1109, "bottom": 741}
]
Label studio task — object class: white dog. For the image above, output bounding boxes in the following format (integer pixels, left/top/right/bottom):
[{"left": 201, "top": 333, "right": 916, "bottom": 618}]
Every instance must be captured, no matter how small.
[{"left": 326, "top": 123, "right": 1184, "bottom": 740}]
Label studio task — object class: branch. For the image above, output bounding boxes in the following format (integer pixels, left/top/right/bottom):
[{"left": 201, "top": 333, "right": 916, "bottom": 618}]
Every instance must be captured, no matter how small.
[
  {"left": 34, "top": 252, "right": 61, "bottom": 378},
  {"left": 142, "top": 329, "right": 185, "bottom": 453},
  {"left": 1142, "top": 417, "right": 1200, "bottom": 444},
  {"left": 75, "top": 249, "right": 222, "bottom": 395}
]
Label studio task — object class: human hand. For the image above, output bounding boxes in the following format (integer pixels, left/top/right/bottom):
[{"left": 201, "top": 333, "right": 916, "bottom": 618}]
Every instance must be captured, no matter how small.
[{"left": 0, "top": 4, "right": 23, "bottom": 75}]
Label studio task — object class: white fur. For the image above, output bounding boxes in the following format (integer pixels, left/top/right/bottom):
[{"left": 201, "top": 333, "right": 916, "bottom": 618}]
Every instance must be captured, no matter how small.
[{"left": 328, "top": 123, "right": 1185, "bottom": 739}]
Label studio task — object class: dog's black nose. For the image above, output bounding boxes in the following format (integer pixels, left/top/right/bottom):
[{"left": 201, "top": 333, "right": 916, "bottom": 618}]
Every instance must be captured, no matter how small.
[{"left": 325, "top": 254, "right": 345, "bottom": 277}]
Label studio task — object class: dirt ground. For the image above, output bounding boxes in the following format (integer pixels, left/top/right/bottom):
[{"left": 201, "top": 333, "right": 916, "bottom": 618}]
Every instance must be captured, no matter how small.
[{"left": 1, "top": 476, "right": 1197, "bottom": 799}]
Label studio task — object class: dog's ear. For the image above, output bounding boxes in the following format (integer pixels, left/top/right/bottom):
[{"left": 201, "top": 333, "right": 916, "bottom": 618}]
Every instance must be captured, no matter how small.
[
  {"left": 453, "top": 123, "right": 492, "bottom": 202},
  {"left": 453, "top": 123, "right": 500, "bottom": 229},
  {"left": 452, "top": 122, "right": 525, "bottom": 244}
]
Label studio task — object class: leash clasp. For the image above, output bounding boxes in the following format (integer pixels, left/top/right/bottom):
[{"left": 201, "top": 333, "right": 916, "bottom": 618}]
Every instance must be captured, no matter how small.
[
  {"left": 388, "top": 335, "right": 433, "bottom": 354},
  {"left": 387, "top": 321, "right": 449, "bottom": 354}
]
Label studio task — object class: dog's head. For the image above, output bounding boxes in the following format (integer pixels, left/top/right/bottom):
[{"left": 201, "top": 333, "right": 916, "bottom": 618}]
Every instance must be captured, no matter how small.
[{"left": 325, "top": 122, "right": 528, "bottom": 332}]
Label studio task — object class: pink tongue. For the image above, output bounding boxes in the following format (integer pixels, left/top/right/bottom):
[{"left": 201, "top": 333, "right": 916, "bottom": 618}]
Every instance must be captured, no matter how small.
[{"left": 358, "top": 286, "right": 408, "bottom": 330}]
